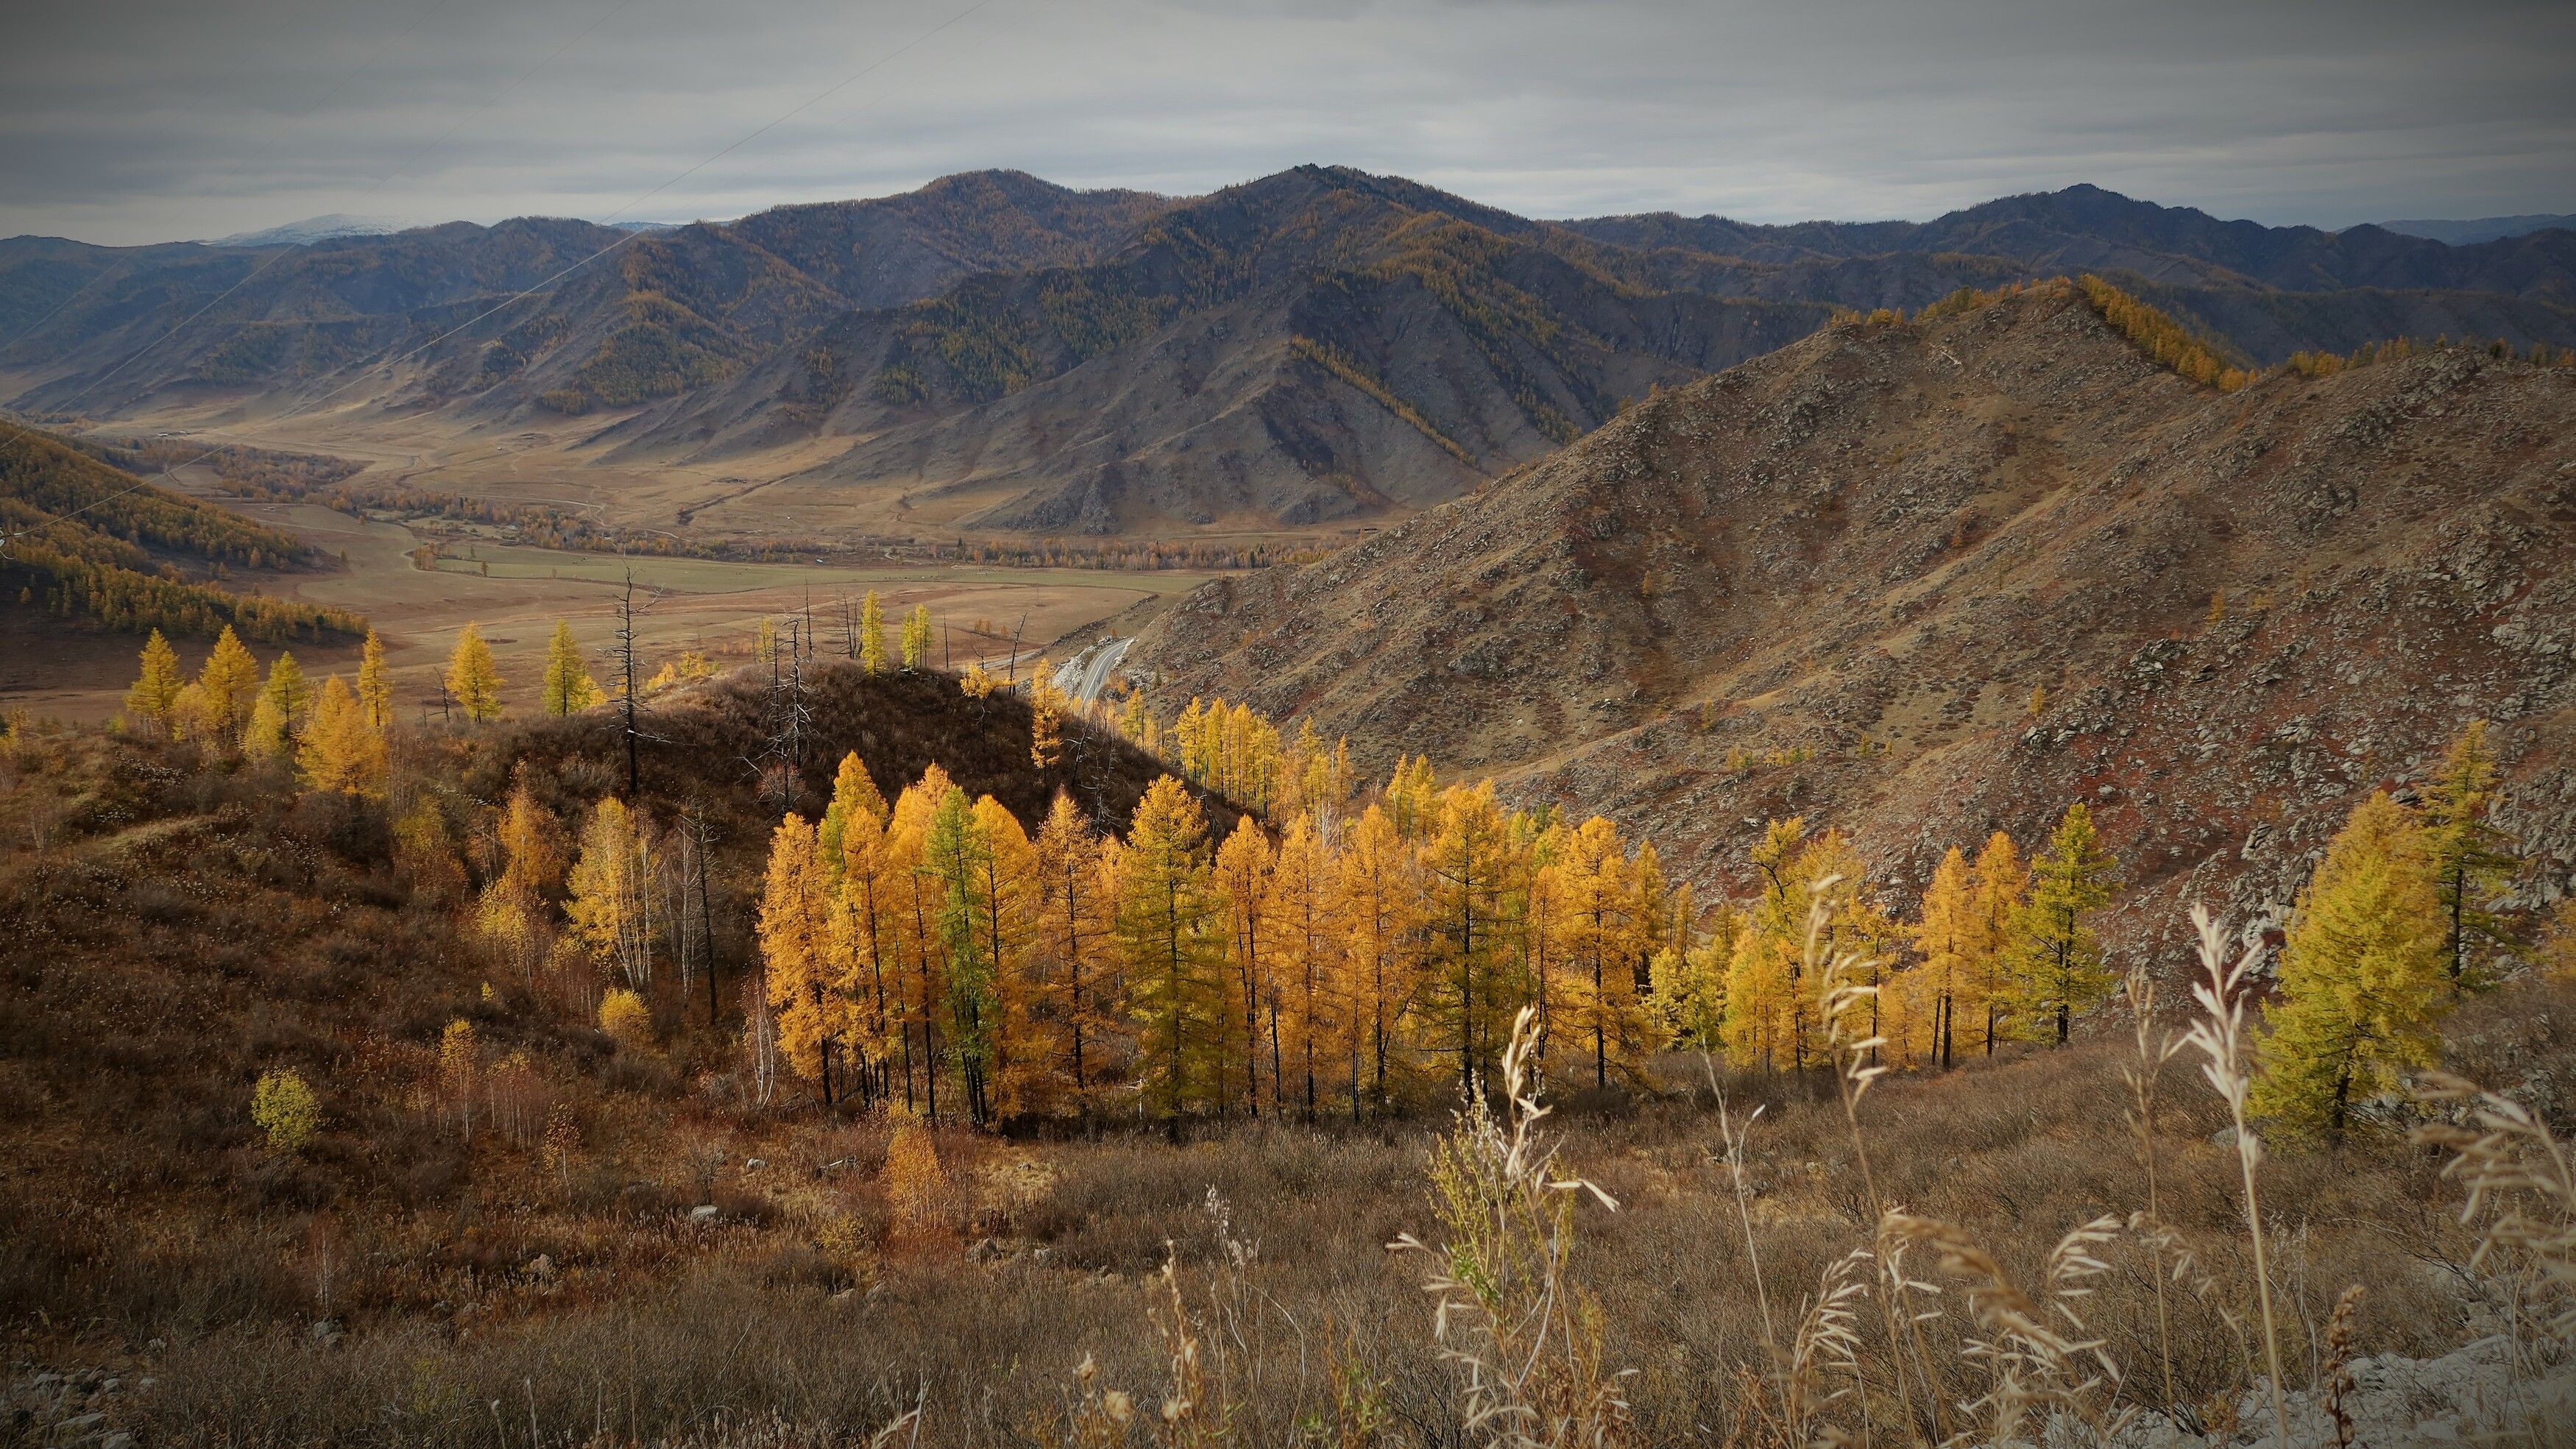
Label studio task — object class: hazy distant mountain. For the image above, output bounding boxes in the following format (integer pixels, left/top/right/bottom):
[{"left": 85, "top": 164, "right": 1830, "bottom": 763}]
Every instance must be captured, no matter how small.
[
  {"left": 206, "top": 213, "right": 402, "bottom": 247},
  {"left": 2378, "top": 213, "right": 2576, "bottom": 247},
  {"left": 6, "top": 173, "right": 2575, "bottom": 534}
]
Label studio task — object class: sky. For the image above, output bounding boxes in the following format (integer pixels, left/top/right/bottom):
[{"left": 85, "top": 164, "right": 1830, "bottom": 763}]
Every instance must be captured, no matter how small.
[{"left": 3, "top": 0, "right": 2572, "bottom": 247}]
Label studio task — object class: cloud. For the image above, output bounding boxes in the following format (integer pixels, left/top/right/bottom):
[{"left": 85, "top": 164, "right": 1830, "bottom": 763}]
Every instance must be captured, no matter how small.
[{"left": 2, "top": 0, "right": 2571, "bottom": 244}]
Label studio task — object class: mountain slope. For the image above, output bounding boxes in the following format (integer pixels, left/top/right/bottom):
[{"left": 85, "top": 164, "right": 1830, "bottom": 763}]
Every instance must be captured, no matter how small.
[
  {"left": 1128, "top": 282, "right": 2576, "bottom": 954},
  {"left": 1567, "top": 184, "right": 2576, "bottom": 299},
  {"left": 0, "top": 173, "right": 1174, "bottom": 418},
  {"left": 10, "top": 176, "right": 2576, "bottom": 539},
  {"left": 620, "top": 166, "right": 1831, "bottom": 531}
]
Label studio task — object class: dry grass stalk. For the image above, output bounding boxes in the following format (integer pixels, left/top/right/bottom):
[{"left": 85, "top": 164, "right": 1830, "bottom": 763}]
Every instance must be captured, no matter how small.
[
  {"left": 1807, "top": 881, "right": 1944, "bottom": 1443},
  {"left": 2180, "top": 904, "right": 2292, "bottom": 1449},
  {"left": 2120, "top": 963, "right": 2188, "bottom": 1415},
  {"left": 1393, "top": 1005, "right": 1633, "bottom": 1448},
  {"left": 1785, "top": 1245, "right": 1870, "bottom": 1445},
  {"left": 2320, "top": 1285, "right": 2363, "bottom": 1449},
  {"left": 2411, "top": 1071, "right": 2576, "bottom": 1354},
  {"left": 1881, "top": 1211, "right": 2133, "bottom": 1448},
  {"left": 1703, "top": 1060, "right": 1782, "bottom": 1378}
]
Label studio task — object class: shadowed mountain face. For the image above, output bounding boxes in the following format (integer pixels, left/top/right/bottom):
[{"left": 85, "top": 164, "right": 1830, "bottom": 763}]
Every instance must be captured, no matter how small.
[
  {"left": 7, "top": 174, "right": 2575, "bottom": 534},
  {"left": 1127, "top": 283, "right": 2576, "bottom": 958}
]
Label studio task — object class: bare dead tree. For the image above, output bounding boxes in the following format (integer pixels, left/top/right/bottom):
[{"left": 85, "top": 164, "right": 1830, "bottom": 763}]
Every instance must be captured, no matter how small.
[{"left": 611, "top": 564, "right": 668, "bottom": 796}]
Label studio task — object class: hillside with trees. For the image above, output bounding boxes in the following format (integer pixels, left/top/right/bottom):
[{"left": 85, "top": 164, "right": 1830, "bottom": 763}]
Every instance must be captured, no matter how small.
[
  {"left": 0, "top": 425, "right": 363, "bottom": 642},
  {"left": 4, "top": 590, "right": 2572, "bottom": 1444},
  {"left": 1128, "top": 280, "right": 2576, "bottom": 968}
]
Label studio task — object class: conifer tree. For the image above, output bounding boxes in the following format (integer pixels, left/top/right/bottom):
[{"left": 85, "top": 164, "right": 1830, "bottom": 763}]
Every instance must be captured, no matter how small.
[
  {"left": 2421, "top": 720, "right": 2518, "bottom": 983},
  {"left": 1331, "top": 802, "right": 1415, "bottom": 1110},
  {"left": 242, "top": 651, "right": 309, "bottom": 760},
  {"left": 2007, "top": 804, "right": 2118, "bottom": 1044},
  {"left": 196, "top": 626, "right": 261, "bottom": 743},
  {"left": 125, "top": 629, "right": 184, "bottom": 737},
  {"left": 542, "top": 620, "right": 604, "bottom": 716},
  {"left": 923, "top": 787, "right": 1002, "bottom": 1124},
  {"left": 1968, "top": 832, "right": 2027, "bottom": 1052},
  {"left": 1649, "top": 912, "right": 1734, "bottom": 1052},
  {"left": 356, "top": 628, "right": 392, "bottom": 729},
  {"left": 827, "top": 755, "right": 896, "bottom": 1104},
  {"left": 1722, "top": 818, "right": 1809, "bottom": 1071},
  {"left": 2252, "top": 793, "right": 2449, "bottom": 1141},
  {"left": 567, "top": 797, "right": 656, "bottom": 991},
  {"left": 860, "top": 590, "right": 887, "bottom": 674},
  {"left": 1913, "top": 846, "right": 1978, "bottom": 1069},
  {"left": 972, "top": 794, "right": 1044, "bottom": 1117},
  {"left": 884, "top": 768, "right": 952, "bottom": 1119},
  {"left": 1118, "top": 776, "right": 1225, "bottom": 1128},
  {"left": 1268, "top": 812, "right": 1343, "bottom": 1118},
  {"left": 1033, "top": 791, "right": 1115, "bottom": 1099},
  {"left": 1557, "top": 815, "right": 1649, "bottom": 1088},
  {"left": 818, "top": 751, "right": 888, "bottom": 872},
  {"left": 297, "top": 675, "right": 386, "bottom": 797},
  {"left": 477, "top": 782, "right": 565, "bottom": 991},
  {"left": 1419, "top": 782, "right": 1516, "bottom": 1095},
  {"left": 1215, "top": 815, "right": 1276, "bottom": 1114},
  {"left": 901, "top": 604, "right": 933, "bottom": 670},
  {"left": 445, "top": 624, "right": 504, "bottom": 723},
  {"left": 759, "top": 813, "right": 846, "bottom": 1103}
]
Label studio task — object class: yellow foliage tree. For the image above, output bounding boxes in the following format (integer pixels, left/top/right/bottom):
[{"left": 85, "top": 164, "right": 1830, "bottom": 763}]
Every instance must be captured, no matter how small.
[
  {"left": 125, "top": 628, "right": 183, "bottom": 737},
  {"left": 542, "top": 619, "right": 604, "bottom": 715},
  {"left": 902, "top": 604, "right": 933, "bottom": 670},
  {"left": 297, "top": 675, "right": 387, "bottom": 797},
  {"left": 1117, "top": 776, "right": 1225, "bottom": 1126},
  {"left": 760, "top": 813, "right": 849, "bottom": 1104},
  {"left": 241, "top": 650, "right": 309, "bottom": 761},
  {"left": 356, "top": 628, "right": 392, "bottom": 729},
  {"left": 2252, "top": 793, "right": 2449, "bottom": 1141},
  {"left": 860, "top": 590, "right": 888, "bottom": 673},
  {"left": 196, "top": 626, "right": 262, "bottom": 743},
  {"left": 445, "top": 623, "right": 504, "bottom": 723}
]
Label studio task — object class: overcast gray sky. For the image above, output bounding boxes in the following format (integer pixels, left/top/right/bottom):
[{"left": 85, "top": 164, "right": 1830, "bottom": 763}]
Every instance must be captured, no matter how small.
[{"left": 4, "top": 0, "right": 2571, "bottom": 246}]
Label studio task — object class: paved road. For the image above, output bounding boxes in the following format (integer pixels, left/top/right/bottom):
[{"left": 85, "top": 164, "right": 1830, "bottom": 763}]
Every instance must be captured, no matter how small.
[{"left": 1051, "top": 637, "right": 1133, "bottom": 706}]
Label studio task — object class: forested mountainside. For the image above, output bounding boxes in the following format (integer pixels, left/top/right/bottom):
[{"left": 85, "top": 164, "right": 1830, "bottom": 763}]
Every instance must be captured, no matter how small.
[
  {"left": 0, "top": 425, "right": 362, "bottom": 643},
  {"left": 7, "top": 173, "right": 2576, "bottom": 534},
  {"left": 1128, "top": 280, "right": 2576, "bottom": 960}
]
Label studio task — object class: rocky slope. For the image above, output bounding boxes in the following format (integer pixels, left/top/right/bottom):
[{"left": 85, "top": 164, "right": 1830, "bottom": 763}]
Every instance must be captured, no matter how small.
[
  {"left": 1128, "top": 282, "right": 2576, "bottom": 958},
  {"left": 10, "top": 175, "right": 2575, "bottom": 536}
]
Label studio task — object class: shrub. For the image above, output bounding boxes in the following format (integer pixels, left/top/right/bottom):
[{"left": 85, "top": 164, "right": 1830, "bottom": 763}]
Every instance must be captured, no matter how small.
[
  {"left": 250, "top": 1069, "right": 321, "bottom": 1152},
  {"left": 598, "top": 988, "right": 654, "bottom": 1053}
]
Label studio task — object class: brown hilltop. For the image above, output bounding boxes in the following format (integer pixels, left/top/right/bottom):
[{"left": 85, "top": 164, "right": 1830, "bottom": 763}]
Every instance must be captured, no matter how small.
[{"left": 1130, "top": 280, "right": 2576, "bottom": 957}]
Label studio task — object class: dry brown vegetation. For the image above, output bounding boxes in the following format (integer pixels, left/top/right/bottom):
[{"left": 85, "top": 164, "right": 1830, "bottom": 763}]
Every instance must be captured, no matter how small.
[{"left": 4, "top": 695, "right": 2572, "bottom": 1445}]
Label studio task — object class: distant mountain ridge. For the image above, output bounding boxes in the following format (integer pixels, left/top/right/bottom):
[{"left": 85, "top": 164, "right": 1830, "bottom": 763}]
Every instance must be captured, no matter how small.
[
  {"left": 6, "top": 172, "right": 2575, "bottom": 534},
  {"left": 2379, "top": 213, "right": 2576, "bottom": 247}
]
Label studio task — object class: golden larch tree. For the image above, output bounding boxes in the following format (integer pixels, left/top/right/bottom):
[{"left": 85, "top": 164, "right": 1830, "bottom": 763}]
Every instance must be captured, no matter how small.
[
  {"left": 542, "top": 619, "right": 604, "bottom": 716},
  {"left": 2253, "top": 793, "right": 2450, "bottom": 1141},
  {"left": 1033, "top": 791, "right": 1117, "bottom": 1099},
  {"left": 297, "top": 675, "right": 387, "bottom": 797},
  {"left": 1214, "top": 813, "right": 1275, "bottom": 1114},
  {"left": 445, "top": 623, "right": 504, "bottom": 723},
  {"left": 125, "top": 629, "right": 184, "bottom": 736},
  {"left": 195, "top": 626, "right": 262, "bottom": 744},
  {"left": 2006, "top": 803, "right": 2119, "bottom": 1045},
  {"left": 242, "top": 651, "right": 309, "bottom": 760},
  {"left": 760, "top": 813, "right": 848, "bottom": 1104},
  {"left": 356, "top": 628, "right": 392, "bottom": 729},
  {"left": 1117, "top": 776, "right": 1226, "bottom": 1127},
  {"left": 860, "top": 590, "right": 887, "bottom": 673}
]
